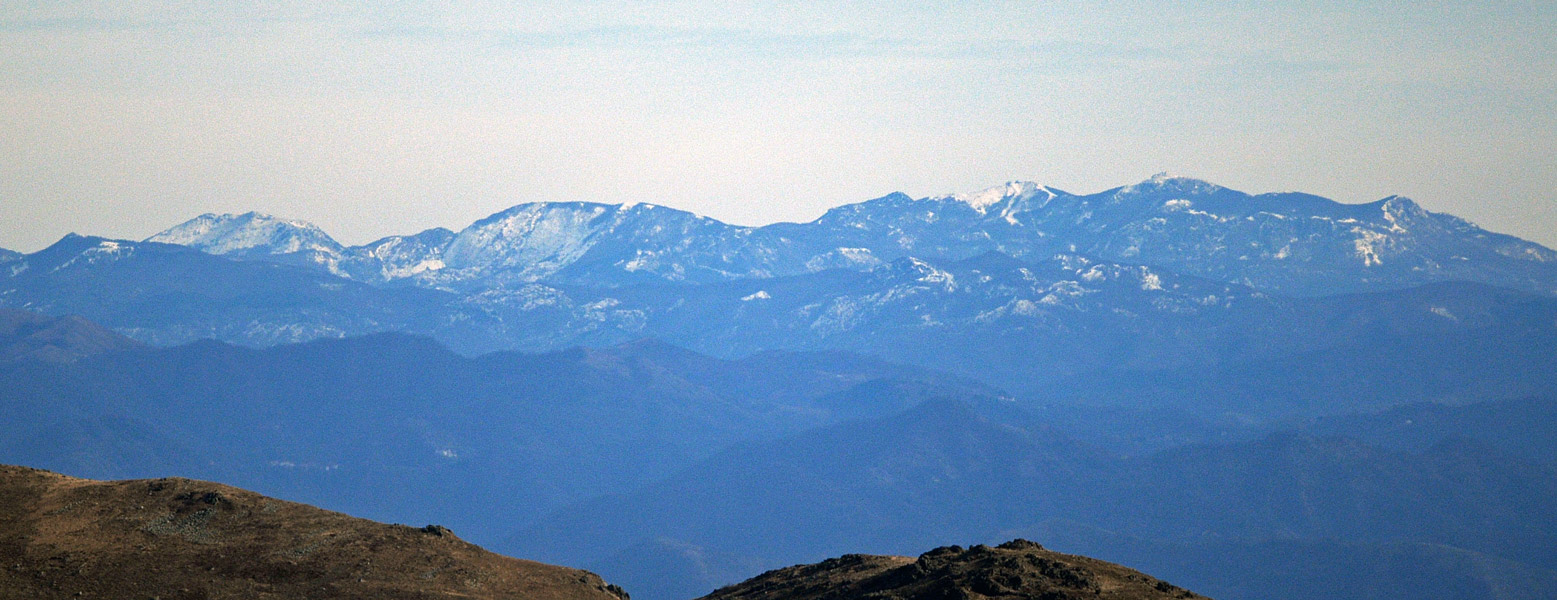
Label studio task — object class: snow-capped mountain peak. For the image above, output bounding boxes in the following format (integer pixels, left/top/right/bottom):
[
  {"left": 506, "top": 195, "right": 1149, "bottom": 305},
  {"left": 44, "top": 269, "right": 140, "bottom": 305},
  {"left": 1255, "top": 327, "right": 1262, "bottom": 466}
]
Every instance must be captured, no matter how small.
[{"left": 148, "top": 212, "right": 343, "bottom": 257}]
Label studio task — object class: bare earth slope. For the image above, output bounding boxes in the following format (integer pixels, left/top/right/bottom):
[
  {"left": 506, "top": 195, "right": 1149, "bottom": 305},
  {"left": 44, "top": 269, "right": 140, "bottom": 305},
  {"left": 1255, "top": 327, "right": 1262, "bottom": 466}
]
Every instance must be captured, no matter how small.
[
  {"left": 0, "top": 465, "right": 628, "bottom": 600},
  {"left": 700, "top": 539, "right": 1205, "bottom": 600}
]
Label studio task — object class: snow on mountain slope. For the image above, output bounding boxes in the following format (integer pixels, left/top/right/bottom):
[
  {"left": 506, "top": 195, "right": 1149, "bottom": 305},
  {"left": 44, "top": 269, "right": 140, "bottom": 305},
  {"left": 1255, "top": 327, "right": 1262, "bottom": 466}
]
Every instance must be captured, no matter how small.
[
  {"left": 997, "top": 175, "right": 1557, "bottom": 295},
  {"left": 149, "top": 212, "right": 343, "bottom": 256},
  {"left": 338, "top": 227, "right": 456, "bottom": 284},
  {"left": 147, "top": 212, "right": 346, "bottom": 274},
  {"left": 939, "top": 180, "right": 1064, "bottom": 215},
  {"left": 435, "top": 202, "right": 775, "bottom": 289},
  {"left": 0, "top": 234, "right": 521, "bottom": 351}
]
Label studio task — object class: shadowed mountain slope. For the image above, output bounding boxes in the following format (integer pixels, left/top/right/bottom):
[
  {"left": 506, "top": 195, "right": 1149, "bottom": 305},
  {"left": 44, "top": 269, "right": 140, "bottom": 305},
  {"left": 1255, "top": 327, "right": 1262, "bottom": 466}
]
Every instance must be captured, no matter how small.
[
  {"left": 0, "top": 331, "right": 991, "bottom": 541},
  {"left": 1294, "top": 396, "right": 1557, "bottom": 465},
  {"left": 0, "top": 465, "right": 627, "bottom": 600},
  {"left": 513, "top": 399, "right": 1557, "bottom": 600}
]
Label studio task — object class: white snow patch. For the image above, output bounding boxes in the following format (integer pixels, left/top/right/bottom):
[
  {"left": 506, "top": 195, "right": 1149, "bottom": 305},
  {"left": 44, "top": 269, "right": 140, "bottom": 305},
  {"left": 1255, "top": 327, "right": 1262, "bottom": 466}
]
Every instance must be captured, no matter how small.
[
  {"left": 1352, "top": 228, "right": 1389, "bottom": 267},
  {"left": 385, "top": 259, "right": 445, "bottom": 279},
  {"left": 933, "top": 181, "right": 1057, "bottom": 213},
  {"left": 742, "top": 290, "right": 771, "bottom": 301}
]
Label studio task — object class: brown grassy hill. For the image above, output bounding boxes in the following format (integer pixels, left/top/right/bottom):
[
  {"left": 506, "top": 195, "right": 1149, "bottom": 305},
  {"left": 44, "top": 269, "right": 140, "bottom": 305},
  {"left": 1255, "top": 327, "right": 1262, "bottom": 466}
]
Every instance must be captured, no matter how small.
[
  {"left": 699, "top": 539, "right": 1206, "bottom": 600},
  {"left": 0, "top": 465, "right": 628, "bottom": 600}
]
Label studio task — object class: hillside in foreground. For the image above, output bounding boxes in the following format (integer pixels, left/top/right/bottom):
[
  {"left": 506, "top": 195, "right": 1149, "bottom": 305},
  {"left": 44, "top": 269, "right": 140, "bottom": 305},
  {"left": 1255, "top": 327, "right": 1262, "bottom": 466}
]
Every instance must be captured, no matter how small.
[
  {"left": 0, "top": 465, "right": 627, "bottom": 600},
  {"left": 699, "top": 539, "right": 1205, "bottom": 600}
]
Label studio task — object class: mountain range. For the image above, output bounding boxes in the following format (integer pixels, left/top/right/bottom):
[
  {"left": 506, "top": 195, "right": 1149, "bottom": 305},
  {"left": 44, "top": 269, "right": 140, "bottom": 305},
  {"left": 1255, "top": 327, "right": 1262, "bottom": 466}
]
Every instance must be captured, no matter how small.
[
  {"left": 8, "top": 175, "right": 1554, "bottom": 395},
  {"left": 7, "top": 174, "right": 1557, "bottom": 600},
  {"left": 137, "top": 175, "right": 1557, "bottom": 297},
  {"left": 5, "top": 233, "right": 1555, "bottom": 428}
]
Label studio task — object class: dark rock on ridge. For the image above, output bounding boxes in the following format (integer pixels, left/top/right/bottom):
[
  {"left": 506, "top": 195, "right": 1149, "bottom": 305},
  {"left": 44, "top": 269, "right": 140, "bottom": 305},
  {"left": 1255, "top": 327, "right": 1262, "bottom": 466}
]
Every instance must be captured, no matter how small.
[{"left": 699, "top": 539, "right": 1205, "bottom": 600}]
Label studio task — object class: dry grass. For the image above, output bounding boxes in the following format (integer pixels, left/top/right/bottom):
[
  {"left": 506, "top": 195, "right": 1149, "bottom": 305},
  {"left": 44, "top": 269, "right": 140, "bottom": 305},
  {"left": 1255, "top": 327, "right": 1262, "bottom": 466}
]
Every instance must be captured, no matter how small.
[{"left": 0, "top": 465, "right": 628, "bottom": 600}]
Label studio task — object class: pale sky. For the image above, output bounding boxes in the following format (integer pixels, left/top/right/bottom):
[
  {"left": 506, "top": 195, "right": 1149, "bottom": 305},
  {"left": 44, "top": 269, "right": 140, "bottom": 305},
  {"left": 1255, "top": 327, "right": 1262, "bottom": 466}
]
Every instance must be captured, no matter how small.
[{"left": 3, "top": 1, "right": 1555, "bottom": 251}]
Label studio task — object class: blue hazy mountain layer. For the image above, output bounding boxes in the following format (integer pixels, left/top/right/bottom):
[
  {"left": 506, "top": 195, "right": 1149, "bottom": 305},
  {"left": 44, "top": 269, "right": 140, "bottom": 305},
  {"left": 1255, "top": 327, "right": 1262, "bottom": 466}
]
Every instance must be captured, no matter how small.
[
  {"left": 3, "top": 327, "right": 1556, "bottom": 600},
  {"left": 510, "top": 398, "right": 1557, "bottom": 600},
  {"left": 1293, "top": 397, "right": 1557, "bottom": 464},
  {"left": 0, "top": 331, "right": 992, "bottom": 532},
  {"left": 6, "top": 236, "right": 1557, "bottom": 426}
]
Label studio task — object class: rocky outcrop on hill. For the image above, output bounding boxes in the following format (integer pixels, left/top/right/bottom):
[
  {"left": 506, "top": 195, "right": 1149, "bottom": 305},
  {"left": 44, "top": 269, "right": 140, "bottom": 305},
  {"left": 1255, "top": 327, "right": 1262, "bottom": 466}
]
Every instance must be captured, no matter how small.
[{"left": 699, "top": 539, "right": 1204, "bottom": 600}]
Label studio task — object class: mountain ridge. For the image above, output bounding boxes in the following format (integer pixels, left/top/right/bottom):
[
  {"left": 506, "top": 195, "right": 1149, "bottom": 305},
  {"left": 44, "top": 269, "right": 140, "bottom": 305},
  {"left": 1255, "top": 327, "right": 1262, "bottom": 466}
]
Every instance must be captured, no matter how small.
[
  {"left": 0, "top": 464, "right": 628, "bottom": 600},
  {"left": 132, "top": 175, "right": 1557, "bottom": 296}
]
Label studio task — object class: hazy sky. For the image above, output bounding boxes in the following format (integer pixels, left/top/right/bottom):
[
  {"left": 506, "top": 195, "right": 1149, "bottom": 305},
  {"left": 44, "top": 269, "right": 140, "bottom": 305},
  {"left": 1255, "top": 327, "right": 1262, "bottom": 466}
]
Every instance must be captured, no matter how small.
[{"left": 3, "top": 1, "right": 1555, "bottom": 251}]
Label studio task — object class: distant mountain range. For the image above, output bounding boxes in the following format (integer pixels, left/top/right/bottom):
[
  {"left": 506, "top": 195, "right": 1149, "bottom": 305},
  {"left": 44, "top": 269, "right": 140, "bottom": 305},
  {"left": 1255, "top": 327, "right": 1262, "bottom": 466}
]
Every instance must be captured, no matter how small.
[
  {"left": 9, "top": 176, "right": 1553, "bottom": 352},
  {"left": 6, "top": 176, "right": 1557, "bottom": 428},
  {"left": 8, "top": 175, "right": 1557, "bottom": 600},
  {"left": 135, "top": 175, "right": 1557, "bottom": 296},
  {"left": 5, "top": 232, "right": 1555, "bottom": 424}
]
